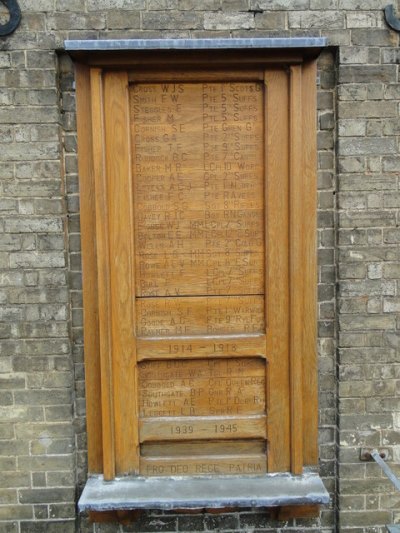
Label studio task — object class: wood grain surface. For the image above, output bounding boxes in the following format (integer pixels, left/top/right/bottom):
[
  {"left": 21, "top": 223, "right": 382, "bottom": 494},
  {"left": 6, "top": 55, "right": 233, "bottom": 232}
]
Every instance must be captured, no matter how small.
[
  {"left": 139, "top": 358, "right": 266, "bottom": 418},
  {"left": 77, "top": 61, "right": 318, "bottom": 479},
  {"left": 139, "top": 415, "right": 267, "bottom": 442},
  {"left": 131, "top": 82, "right": 264, "bottom": 304},
  {"left": 136, "top": 334, "right": 267, "bottom": 360}
]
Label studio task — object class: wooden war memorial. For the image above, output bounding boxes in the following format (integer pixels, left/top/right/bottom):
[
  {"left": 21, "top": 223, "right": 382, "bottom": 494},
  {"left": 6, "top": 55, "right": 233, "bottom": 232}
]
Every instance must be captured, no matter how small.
[{"left": 73, "top": 42, "right": 320, "bottom": 497}]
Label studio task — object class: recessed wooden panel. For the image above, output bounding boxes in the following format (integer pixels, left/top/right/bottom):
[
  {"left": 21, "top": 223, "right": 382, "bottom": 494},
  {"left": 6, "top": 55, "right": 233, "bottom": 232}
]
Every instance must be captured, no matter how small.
[
  {"left": 136, "top": 250, "right": 264, "bottom": 297},
  {"left": 131, "top": 81, "right": 265, "bottom": 303},
  {"left": 136, "top": 335, "right": 266, "bottom": 360},
  {"left": 141, "top": 440, "right": 266, "bottom": 457},
  {"left": 138, "top": 358, "right": 266, "bottom": 418},
  {"left": 139, "top": 415, "right": 267, "bottom": 442},
  {"left": 130, "top": 79, "right": 269, "bottom": 477},
  {"left": 140, "top": 455, "right": 267, "bottom": 477},
  {"left": 136, "top": 295, "right": 265, "bottom": 336}
]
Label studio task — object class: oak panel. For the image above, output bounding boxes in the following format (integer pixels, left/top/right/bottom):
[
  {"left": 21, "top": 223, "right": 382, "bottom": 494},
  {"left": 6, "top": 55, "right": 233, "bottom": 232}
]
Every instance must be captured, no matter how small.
[
  {"left": 136, "top": 250, "right": 264, "bottom": 298},
  {"left": 103, "top": 71, "right": 139, "bottom": 475},
  {"left": 136, "top": 334, "right": 266, "bottom": 360},
  {"left": 77, "top": 59, "right": 318, "bottom": 482},
  {"left": 131, "top": 81, "right": 265, "bottom": 301},
  {"left": 264, "top": 69, "right": 291, "bottom": 473},
  {"left": 91, "top": 68, "right": 115, "bottom": 480},
  {"left": 289, "top": 65, "right": 304, "bottom": 475},
  {"left": 136, "top": 295, "right": 265, "bottom": 337},
  {"left": 141, "top": 440, "right": 266, "bottom": 457},
  {"left": 140, "top": 455, "right": 267, "bottom": 476},
  {"left": 129, "top": 70, "right": 265, "bottom": 82},
  {"left": 301, "top": 61, "right": 318, "bottom": 466},
  {"left": 139, "top": 415, "right": 267, "bottom": 442},
  {"left": 138, "top": 358, "right": 266, "bottom": 418},
  {"left": 76, "top": 64, "right": 103, "bottom": 473}
]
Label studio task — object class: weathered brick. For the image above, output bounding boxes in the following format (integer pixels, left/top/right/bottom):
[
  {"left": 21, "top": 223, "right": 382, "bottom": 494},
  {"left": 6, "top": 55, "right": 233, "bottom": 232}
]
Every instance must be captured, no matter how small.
[
  {"left": 382, "top": 156, "right": 400, "bottom": 172},
  {"left": 48, "top": 13, "right": 106, "bottom": 30},
  {"left": 142, "top": 11, "right": 202, "bottom": 30},
  {"left": 341, "top": 511, "right": 392, "bottom": 526},
  {"left": 384, "top": 263, "right": 400, "bottom": 278},
  {"left": 115, "top": 513, "right": 177, "bottom": 532},
  {"left": 55, "top": 0, "right": 86, "bottom": 10},
  {"left": 0, "top": 505, "right": 33, "bottom": 520},
  {"left": 346, "top": 12, "right": 378, "bottom": 27},
  {"left": 338, "top": 83, "right": 367, "bottom": 101},
  {"left": 350, "top": 28, "right": 395, "bottom": 46},
  {"left": 346, "top": 377, "right": 396, "bottom": 401},
  {"left": 339, "top": 65, "right": 396, "bottom": 84},
  {"left": 4, "top": 217, "right": 62, "bottom": 233},
  {"left": 254, "top": 12, "right": 286, "bottom": 29},
  {"left": 338, "top": 119, "right": 366, "bottom": 136},
  {"left": 339, "top": 101, "right": 397, "bottom": 118},
  {"left": 204, "top": 12, "right": 255, "bottom": 30},
  {"left": 367, "top": 263, "right": 382, "bottom": 279},
  {"left": 19, "top": 488, "right": 74, "bottom": 505},
  {"left": 20, "top": 521, "right": 75, "bottom": 533},
  {"left": 340, "top": 46, "right": 380, "bottom": 65},
  {"left": 337, "top": 192, "right": 366, "bottom": 210},
  {"left": 340, "top": 279, "right": 395, "bottom": 296},
  {"left": 250, "top": 0, "right": 309, "bottom": 8},
  {"left": 88, "top": 0, "right": 145, "bottom": 8},
  {"left": 289, "top": 10, "right": 345, "bottom": 28},
  {"left": 10, "top": 252, "right": 65, "bottom": 269},
  {"left": 339, "top": 314, "right": 396, "bottom": 331},
  {"left": 8, "top": 288, "right": 68, "bottom": 305},
  {"left": 383, "top": 298, "right": 400, "bottom": 313},
  {"left": 106, "top": 10, "right": 140, "bottom": 29},
  {"left": 149, "top": 0, "right": 220, "bottom": 8},
  {"left": 338, "top": 157, "right": 364, "bottom": 173},
  {"left": 340, "top": 413, "right": 393, "bottom": 430},
  {"left": 37, "top": 234, "right": 65, "bottom": 250},
  {"left": 205, "top": 513, "right": 239, "bottom": 530},
  {"left": 383, "top": 229, "right": 400, "bottom": 243},
  {"left": 338, "top": 263, "right": 366, "bottom": 279},
  {"left": 339, "top": 210, "right": 396, "bottom": 228}
]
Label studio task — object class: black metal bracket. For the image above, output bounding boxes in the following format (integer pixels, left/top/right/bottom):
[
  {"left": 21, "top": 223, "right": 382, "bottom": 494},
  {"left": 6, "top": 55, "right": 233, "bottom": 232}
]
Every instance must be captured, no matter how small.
[
  {"left": 384, "top": 4, "right": 400, "bottom": 32},
  {"left": 0, "top": 0, "right": 21, "bottom": 37}
]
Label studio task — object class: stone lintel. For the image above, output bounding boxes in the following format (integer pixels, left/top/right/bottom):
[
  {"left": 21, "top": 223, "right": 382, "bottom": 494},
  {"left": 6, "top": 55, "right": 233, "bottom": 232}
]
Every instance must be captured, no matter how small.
[{"left": 64, "top": 37, "right": 327, "bottom": 53}]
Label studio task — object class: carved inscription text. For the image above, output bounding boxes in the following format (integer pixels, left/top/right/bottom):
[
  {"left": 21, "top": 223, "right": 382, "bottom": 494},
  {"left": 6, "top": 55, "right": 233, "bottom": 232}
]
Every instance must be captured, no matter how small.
[{"left": 130, "top": 82, "right": 265, "bottom": 336}]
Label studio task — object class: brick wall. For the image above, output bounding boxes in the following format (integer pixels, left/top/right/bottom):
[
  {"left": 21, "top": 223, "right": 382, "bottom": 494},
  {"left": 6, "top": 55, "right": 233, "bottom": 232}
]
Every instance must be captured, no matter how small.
[{"left": 0, "top": 1, "right": 398, "bottom": 532}]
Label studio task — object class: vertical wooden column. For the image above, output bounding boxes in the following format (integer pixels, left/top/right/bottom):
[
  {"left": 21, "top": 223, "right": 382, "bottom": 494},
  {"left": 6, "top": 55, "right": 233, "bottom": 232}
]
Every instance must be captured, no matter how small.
[
  {"left": 301, "top": 61, "right": 318, "bottom": 466},
  {"left": 75, "top": 64, "right": 103, "bottom": 474},
  {"left": 91, "top": 68, "right": 116, "bottom": 480},
  {"left": 89, "top": 70, "right": 139, "bottom": 478},
  {"left": 264, "top": 69, "right": 291, "bottom": 473},
  {"left": 103, "top": 71, "right": 139, "bottom": 476},
  {"left": 289, "top": 65, "right": 304, "bottom": 475}
]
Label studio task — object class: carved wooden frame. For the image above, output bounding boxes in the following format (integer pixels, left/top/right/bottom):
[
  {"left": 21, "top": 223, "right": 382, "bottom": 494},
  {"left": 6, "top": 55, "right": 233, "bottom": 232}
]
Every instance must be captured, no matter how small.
[{"left": 74, "top": 50, "right": 318, "bottom": 481}]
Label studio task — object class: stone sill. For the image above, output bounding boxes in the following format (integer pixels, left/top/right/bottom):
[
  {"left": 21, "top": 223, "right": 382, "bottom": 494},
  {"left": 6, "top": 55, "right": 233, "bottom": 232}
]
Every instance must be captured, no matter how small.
[
  {"left": 64, "top": 37, "right": 327, "bottom": 52},
  {"left": 78, "top": 472, "right": 329, "bottom": 512}
]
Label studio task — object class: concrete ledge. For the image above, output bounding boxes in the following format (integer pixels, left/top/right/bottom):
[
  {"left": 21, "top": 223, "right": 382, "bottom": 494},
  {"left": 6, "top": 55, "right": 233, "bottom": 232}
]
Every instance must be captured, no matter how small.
[{"left": 78, "top": 472, "right": 329, "bottom": 512}]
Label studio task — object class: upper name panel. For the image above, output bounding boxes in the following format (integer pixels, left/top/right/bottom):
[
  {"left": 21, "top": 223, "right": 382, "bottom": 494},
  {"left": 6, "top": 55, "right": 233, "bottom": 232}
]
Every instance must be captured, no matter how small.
[{"left": 130, "top": 82, "right": 265, "bottom": 299}]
